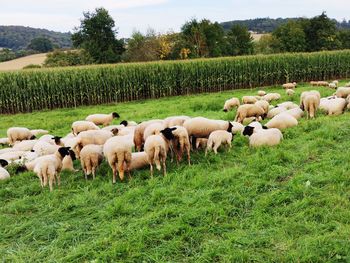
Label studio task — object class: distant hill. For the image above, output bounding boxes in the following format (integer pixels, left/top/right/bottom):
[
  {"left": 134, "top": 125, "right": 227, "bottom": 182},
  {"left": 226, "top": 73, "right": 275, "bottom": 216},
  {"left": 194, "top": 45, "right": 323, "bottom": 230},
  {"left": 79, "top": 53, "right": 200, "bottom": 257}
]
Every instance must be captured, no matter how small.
[
  {"left": 220, "top": 17, "right": 350, "bottom": 33},
  {"left": 0, "top": 26, "right": 72, "bottom": 51}
]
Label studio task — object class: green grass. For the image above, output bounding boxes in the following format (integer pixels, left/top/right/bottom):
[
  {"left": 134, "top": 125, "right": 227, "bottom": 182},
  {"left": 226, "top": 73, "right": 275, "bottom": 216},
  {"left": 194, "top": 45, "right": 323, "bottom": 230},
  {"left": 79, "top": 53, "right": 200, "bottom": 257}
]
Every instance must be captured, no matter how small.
[{"left": 1, "top": 82, "right": 350, "bottom": 262}]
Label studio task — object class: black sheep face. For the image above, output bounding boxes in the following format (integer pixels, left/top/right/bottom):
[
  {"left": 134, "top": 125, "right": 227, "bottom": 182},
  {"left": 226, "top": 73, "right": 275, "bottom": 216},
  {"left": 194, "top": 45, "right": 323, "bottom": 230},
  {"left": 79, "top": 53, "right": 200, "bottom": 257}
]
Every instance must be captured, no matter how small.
[
  {"left": 227, "top": 122, "right": 233, "bottom": 133},
  {"left": 120, "top": 120, "right": 128, "bottom": 126},
  {"left": 30, "top": 135, "right": 36, "bottom": 140},
  {"left": 223, "top": 109, "right": 228, "bottom": 112},
  {"left": 112, "top": 112, "right": 120, "bottom": 119},
  {"left": 161, "top": 127, "right": 177, "bottom": 140},
  {"left": 69, "top": 150, "right": 77, "bottom": 161},
  {"left": 53, "top": 136, "right": 62, "bottom": 145},
  {"left": 242, "top": 126, "right": 255, "bottom": 137},
  {"left": 0, "top": 159, "right": 8, "bottom": 167},
  {"left": 58, "top": 147, "right": 71, "bottom": 158}
]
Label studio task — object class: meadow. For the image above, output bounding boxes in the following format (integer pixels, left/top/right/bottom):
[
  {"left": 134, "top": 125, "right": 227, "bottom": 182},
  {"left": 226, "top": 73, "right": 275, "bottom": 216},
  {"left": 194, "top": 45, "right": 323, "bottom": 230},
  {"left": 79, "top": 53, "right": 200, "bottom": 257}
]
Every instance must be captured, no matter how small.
[{"left": 1, "top": 82, "right": 350, "bottom": 262}]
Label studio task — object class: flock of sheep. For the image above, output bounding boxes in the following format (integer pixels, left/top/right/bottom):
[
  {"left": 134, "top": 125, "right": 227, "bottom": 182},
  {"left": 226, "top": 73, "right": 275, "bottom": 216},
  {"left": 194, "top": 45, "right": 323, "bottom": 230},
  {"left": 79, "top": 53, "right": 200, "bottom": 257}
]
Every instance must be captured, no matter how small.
[{"left": 1, "top": 80, "right": 350, "bottom": 191}]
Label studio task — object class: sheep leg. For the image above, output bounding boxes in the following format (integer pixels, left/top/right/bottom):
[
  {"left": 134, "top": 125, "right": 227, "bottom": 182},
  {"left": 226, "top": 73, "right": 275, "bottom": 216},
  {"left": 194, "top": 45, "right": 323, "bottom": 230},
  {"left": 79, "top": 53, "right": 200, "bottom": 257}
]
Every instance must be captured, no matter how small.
[
  {"left": 92, "top": 167, "right": 96, "bottom": 180},
  {"left": 162, "top": 156, "right": 167, "bottom": 177},
  {"left": 49, "top": 176, "right": 53, "bottom": 192},
  {"left": 191, "top": 136, "right": 197, "bottom": 150},
  {"left": 185, "top": 144, "right": 191, "bottom": 166},
  {"left": 43, "top": 174, "right": 48, "bottom": 187},
  {"left": 125, "top": 152, "right": 132, "bottom": 181},
  {"left": 39, "top": 175, "right": 44, "bottom": 188},
  {"left": 117, "top": 152, "right": 125, "bottom": 181},
  {"left": 112, "top": 165, "right": 117, "bottom": 184},
  {"left": 213, "top": 143, "right": 220, "bottom": 154},
  {"left": 57, "top": 173, "right": 61, "bottom": 187},
  {"left": 149, "top": 164, "right": 154, "bottom": 178}
]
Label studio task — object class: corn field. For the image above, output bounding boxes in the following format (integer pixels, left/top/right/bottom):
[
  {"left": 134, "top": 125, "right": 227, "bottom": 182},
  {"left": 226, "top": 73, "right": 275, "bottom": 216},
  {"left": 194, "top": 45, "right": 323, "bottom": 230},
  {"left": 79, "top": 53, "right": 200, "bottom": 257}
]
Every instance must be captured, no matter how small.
[{"left": 0, "top": 50, "right": 350, "bottom": 114}]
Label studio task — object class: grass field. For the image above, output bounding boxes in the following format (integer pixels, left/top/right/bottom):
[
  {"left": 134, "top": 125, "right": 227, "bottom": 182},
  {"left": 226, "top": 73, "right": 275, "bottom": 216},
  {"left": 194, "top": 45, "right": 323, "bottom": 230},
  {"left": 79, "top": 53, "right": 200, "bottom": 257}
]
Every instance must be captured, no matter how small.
[
  {"left": 0, "top": 53, "right": 46, "bottom": 71},
  {"left": 1, "top": 82, "right": 350, "bottom": 262}
]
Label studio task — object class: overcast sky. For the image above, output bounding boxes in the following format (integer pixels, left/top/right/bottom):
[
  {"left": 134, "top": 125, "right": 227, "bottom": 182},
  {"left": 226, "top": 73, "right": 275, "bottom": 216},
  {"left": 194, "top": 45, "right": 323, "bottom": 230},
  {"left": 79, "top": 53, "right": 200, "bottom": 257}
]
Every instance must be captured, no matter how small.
[{"left": 0, "top": 0, "right": 349, "bottom": 37}]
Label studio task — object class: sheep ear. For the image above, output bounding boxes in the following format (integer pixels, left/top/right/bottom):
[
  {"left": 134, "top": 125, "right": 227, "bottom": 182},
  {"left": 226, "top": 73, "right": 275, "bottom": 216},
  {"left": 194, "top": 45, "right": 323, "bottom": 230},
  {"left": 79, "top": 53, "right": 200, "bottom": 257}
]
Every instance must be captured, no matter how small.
[
  {"left": 170, "top": 127, "right": 177, "bottom": 131},
  {"left": 120, "top": 120, "right": 128, "bottom": 126},
  {"left": 0, "top": 159, "right": 8, "bottom": 167}
]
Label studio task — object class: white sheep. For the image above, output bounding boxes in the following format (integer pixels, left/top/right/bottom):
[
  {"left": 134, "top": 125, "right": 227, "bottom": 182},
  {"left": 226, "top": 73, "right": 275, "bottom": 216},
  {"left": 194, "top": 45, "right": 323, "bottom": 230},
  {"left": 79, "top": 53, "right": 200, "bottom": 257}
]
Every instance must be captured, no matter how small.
[
  {"left": 234, "top": 105, "right": 265, "bottom": 124},
  {"left": 265, "top": 114, "right": 298, "bottom": 130},
  {"left": 319, "top": 97, "right": 347, "bottom": 116},
  {"left": 80, "top": 144, "right": 104, "bottom": 180},
  {"left": 62, "top": 150, "right": 78, "bottom": 172},
  {"left": 134, "top": 120, "right": 164, "bottom": 152},
  {"left": 0, "top": 151, "right": 26, "bottom": 162},
  {"left": 280, "top": 107, "right": 304, "bottom": 120},
  {"left": 33, "top": 141, "right": 59, "bottom": 156},
  {"left": 282, "top": 82, "right": 297, "bottom": 89},
  {"left": 163, "top": 116, "right": 191, "bottom": 127},
  {"left": 7, "top": 127, "right": 36, "bottom": 145},
  {"left": 0, "top": 159, "right": 10, "bottom": 180},
  {"left": 230, "top": 122, "right": 245, "bottom": 134},
  {"left": 335, "top": 87, "right": 350, "bottom": 98},
  {"left": 328, "top": 83, "right": 337, "bottom": 89},
  {"left": 171, "top": 126, "right": 191, "bottom": 165},
  {"left": 119, "top": 120, "right": 138, "bottom": 127},
  {"left": 127, "top": 152, "right": 149, "bottom": 171},
  {"left": 71, "top": 121, "right": 100, "bottom": 135},
  {"left": 242, "top": 96, "right": 258, "bottom": 104},
  {"left": 13, "top": 139, "right": 38, "bottom": 151},
  {"left": 103, "top": 136, "right": 133, "bottom": 183},
  {"left": 242, "top": 126, "right": 283, "bottom": 147},
  {"left": 267, "top": 106, "right": 287, "bottom": 119},
  {"left": 0, "top": 138, "right": 9, "bottom": 145},
  {"left": 30, "top": 129, "right": 49, "bottom": 136},
  {"left": 223, "top": 98, "right": 240, "bottom": 112},
  {"left": 205, "top": 130, "right": 232, "bottom": 155},
  {"left": 257, "top": 90, "right": 266, "bottom": 97},
  {"left": 86, "top": 112, "right": 120, "bottom": 126},
  {"left": 255, "top": 100, "right": 269, "bottom": 115},
  {"left": 143, "top": 122, "right": 166, "bottom": 141},
  {"left": 195, "top": 138, "right": 208, "bottom": 150},
  {"left": 262, "top": 93, "right": 281, "bottom": 102},
  {"left": 301, "top": 93, "right": 320, "bottom": 119},
  {"left": 277, "top": 101, "right": 299, "bottom": 110},
  {"left": 286, "top": 89, "right": 295, "bottom": 97}
]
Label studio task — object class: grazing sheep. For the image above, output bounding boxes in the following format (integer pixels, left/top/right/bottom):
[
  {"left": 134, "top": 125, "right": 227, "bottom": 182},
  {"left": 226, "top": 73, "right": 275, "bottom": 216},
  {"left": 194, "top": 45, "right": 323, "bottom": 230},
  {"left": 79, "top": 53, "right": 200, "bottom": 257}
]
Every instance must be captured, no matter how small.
[
  {"left": 33, "top": 141, "right": 59, "bottom": 156},
  {"left": 257, "top": 90, "right": 266, "bottom": 97},
  {"left": 0, "top": 148, "right": 16, "bottom": 155},
  {"left": 14, "top": 150, "right": 38, "bottom": 164},
  {"left": 195, "top": 138, "right": 208, "bottom": 150},
  {"left": 234, "top": 105, "right": 265, "bottom": 124},
  {"left": 164, "top": 116, "right": 191, "bottom": 127},
  {"left": 245, "top": 121, "right": 263, "bottom": 132},
  {"left": 80, "top": 144, "right": 104, "bottom": 180},
  {"left": 33, "top": 147, "right": 71, "bottom": 191},
  {"left": 102, "top": 124, "right": 125, "bottom": 132},
  {"left": 127, "top": 152, "right": 149, "bottom": 171},
  {"left": 286, "top": 89, "right": 295, "bottom": 97},
  {"left": 277, "top": 101, "right": 299, "bottom": 110},
  {"left": 280, "top": 107, "right": 304, "bottom": 120},
  {"left": 317, "top": 81, "right": 329, "bottom": 87},
  {"left": 282, "top": 82, "right": 297, "bottom": 89},
  {"left": 38, "top": 135, "right": 56, "bottom": 144},
  {"left": 143, "top": 122, "right": 166, "bottom": 141},
  {"left": 300, "top": 90, "right": 321, "bottom": 110},
  {"left": 255, "top": 100, "right": 269, "bottom": 115},
  {"left": 267, "top": 106, "right": 287, "bottom": 119},
  {"left": 86, "top": 112, "right": 120, "bottom": 126},
  {"left": 303, "top": 95, "right": 320, "bottom": 119},
  {"left": 62, "top": 150, "right": 77, "bottom": 172},
  {"left": 345, "top": 82, "right": 350, "bottom": 87},
  {"left": 310, "top": 81, "right": 318, "bottom": 86},
  {"left": 134, "top": 120, "right": 164, "bottom": 152},
  {"left": 71, "top": 121, "right": 100, "bottom": 136},
  {"left": 7, "top": 127, "right": 36, "bottom": 145},
  {"left": 329, "top": 83, "right": 337, "bottom": 89},
  {"left": 120, "top": 120, "right": 138, "bottom": 127},
  {"left": 242, "top": 96, "right": 258, "bottom": 104},
  {"left": 335, "top": 87, "right": 350, "bottom": 98},
  {"left": 243, "top": 126, "right": 283, "bottom": 147},
  {"left": 0, "top": 159, "right": 10, "bottom": 180},
  {"left": 230, "top": 122, "right": 245, "bottom": 134},
  {"left": 262, "top": 93, "right": 281, "bottom": 102},
  {"left": 0, "top": 151, "right": 26, "bottom": 162},
  {"left": 144, "top": 128, "right": 176, "bottom": 177},
  {"left": 0, "top": 138, "right": 9, "bottom": 145},
  {"left": 223, "top": 98, "right": 240, "bottom": 112},
  {"left": 171, "top": 126, "right": 191, "bottom": 165},
  {"left": 205, "top": 130, "right": 233, "bottom": 155},
  {"left": 265, "top": 114, "right": 298, "bottom": 130},
  {"left": 30, "top": 129, "right": 49, "bottom": 136},
  {"left": 13, "top": 140, "right": 38, "bottom": 151},
  {"left": 319, "top": 97, "right": 347, "bottom": 116},
  {"left": 103, "top": 136, "right": 133, "bottom": 183}
]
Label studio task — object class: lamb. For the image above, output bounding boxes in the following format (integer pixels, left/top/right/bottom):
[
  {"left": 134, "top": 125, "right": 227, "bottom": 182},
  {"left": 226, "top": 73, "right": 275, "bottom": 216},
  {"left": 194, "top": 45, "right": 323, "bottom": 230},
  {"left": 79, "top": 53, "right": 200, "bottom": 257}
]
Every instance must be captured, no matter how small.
[
  {"left": 195, "top": 138, "right": 208, "bottom": 149},
  {"left": 277, "top": 101, "right": 299, "bottom": 110},
  {"left": 282, "top": 82, "right": 297, "bottom": 89},
  {"left": 223, "top": 98, "right": 240, "bottom": 112},
  {"left": 30, "top": 129, "right": 49, "bottom": 136},
  {"left": 144, "top": 128, "right": 176, "bottom": 177},
  {"left": 71, "top": 121, "right": 100, "bottom": 135},
  {"left": 13, "top": 139, "right": 38, "bottom": 151},
  {"left": 33, "top": 141, "right": 59, "bottom": 156},
  {"left": 33, "top": 147, "right": 70, "bottom": 191},
  {"left": 171, "top": 126, "right": 191, "bottom": 165},
  {"left": 286, "top": 89, "right": 295, "bottom": 97},
  {"left": 205, "top": 130, "right": 233, "bottom": 155},
  {"left": 335, "top": 87, "right": 350, "bottom": 98},
  {"left": 255, "top": 100, "right": 269, "bottom": 115},
  {"left": 86, "top": 112, "right": 120, "bottom": 126},
  {"left": 262, "top": 93, "right": 281, "bottom": 102},
  {"left": 267, "top": 106, "right": 287, "bottom": 119},
  {"left": 302, "top": 95, "right": 320, "bottom": 119},
  {"left": 265, "top": 114, "right": 298, "bottom": 130},
  {"left": 257, "top": 90, "right": 266, "bottom": 97},
  {"left": 319, "top": 97, "right": 346, "bottom": 116},
  {"left": 103, "top": 136, "right": 133, "bottom": 183},
  {"left": 234, "top": 105, "right": 265, "bottom": 124},
  {"left": 0, "top": 159, "right": 10, "bottom": 180},
  {"left": 143, "top": 122, "right": 166, "bottom": 141},
  {"left": 242, "top": 126, "right": 283, "bottom": 147},
  {"left": 163, "top": 116, "right": 191, "bottom": 127},
  {"left": 80, "top": 144, "right": 104, "bottom": 180},
  {"left": 0, "top": 138, "right": 9, "bottom": 145},
  {"left": 62, "top": 150, "right": 77, "bottom": 172},
  {"left": 280, "top": 107, "right": 304, "bottom": 120},
  {"left": 134, "top": 120, "right": 164, "bottom": 152},
  {"left": 7, "top": 127, "right": 36, "bottom": 145},
  {"left": 242, "top": 96, "right": 258, "bottom": 104}
]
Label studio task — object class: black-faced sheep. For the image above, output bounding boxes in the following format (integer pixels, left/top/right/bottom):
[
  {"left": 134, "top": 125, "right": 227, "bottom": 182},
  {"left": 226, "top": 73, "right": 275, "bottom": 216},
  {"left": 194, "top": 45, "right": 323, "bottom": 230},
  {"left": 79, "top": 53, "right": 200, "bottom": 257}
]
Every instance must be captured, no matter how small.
[{"left": 86, "top": 112, "right": 120, "bottom": 126}]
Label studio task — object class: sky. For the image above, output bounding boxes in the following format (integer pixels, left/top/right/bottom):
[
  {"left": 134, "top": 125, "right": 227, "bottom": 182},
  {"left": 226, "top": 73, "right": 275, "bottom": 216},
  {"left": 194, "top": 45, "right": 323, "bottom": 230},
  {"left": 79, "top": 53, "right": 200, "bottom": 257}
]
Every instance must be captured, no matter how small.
[{"left": 0, "top": 0, "right": 349, "bottom": 37}]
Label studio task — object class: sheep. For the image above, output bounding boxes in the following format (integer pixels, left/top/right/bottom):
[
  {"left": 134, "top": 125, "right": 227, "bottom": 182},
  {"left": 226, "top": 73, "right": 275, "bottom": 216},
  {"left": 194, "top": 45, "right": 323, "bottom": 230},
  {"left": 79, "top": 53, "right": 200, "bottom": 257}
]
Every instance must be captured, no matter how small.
[
  {"left": 223, "top": 98, "right": 240, "bottom": 112},
  {"left": 62, "top": 150, "right": 77, "bottom": 172},
  {"left": 119, "top": 120, "right": 138, "bottom": 127},
  {"left": 171, "top": 126, "right": 191, "bottom": 165},
  {"left": 85, "top": 112, "right": 120, "bottom": 126},
  {"left": 33, "top": 147, "right": 71, "bottom": 191},
  {"left": 267, "top": 106, "right": 287, "bottom": 119},
  {"left": 265, "top": 114, "right": 298, "bottom": 130},
  {"left": 319, "top": 97, "right": 347, "bottom": 116},
  {"left": 302, "top": 95, "right": 320, "bottom": 119},
  {"left": 195, "top": 138, "right": 208, "bottom": 150},
  {"left": 0, "top": 159, "right": 10, "bottom": 180},
  {"left": 317, "top": 81, "right": 329, "bottom": 87},
  {"left": 242, "top": 96, "right": 258, "bottom": 104},
  {"left": 7, "top": 127, "right": 36, "bottom": 145},
  {"left": 257, "top": 90, "right": 266, "bottom": 97},
  {"left": 134, "top": 120, "right": 164, "bottom": 152},
  {"left": 33, "top": 141, "right": 59, "bottom": 156},
  {"left": 231, "top": 122, "right": 245, "bottom": 134},
  {"left": 0, "top": 138, "right": 9, "bottom": 145},
  {"left": 80, "top": 144, "right": 104, "bottom": 180},
  {"left": 345, "top": 82, "right": 350, "bottom": 87},
  {"left": 244, "top": 121, "right": 263, "bottom": 133},
  {"left": 127, "top": 152, "right": 149, "bottom": 171},
  {"left": 205, "top": 130, "right": 233, "bottom": 155},
  {"left": 242, "top": 126, "right": 283, "bottom": 147},
  {"left": 0, "top": 148, "right": 16, "bottom": 155},
  {"left": 13, "top": 140, "right": 38, "bottom": 151},
  {"left": 14, "top": 150, "right": 38, "bottom": 164},
  {"left": 280, "top": 107, "right": 304, "bottom": 120},
  {"left": 335, "top": 87, "right": 350, "bottom": 98},
  {"left": 71, "top": 121, "right": 100, "bottom": 135},
  {"left": 30, "top": 129, "right": 49, "bottom": 136},
  {"left": 163, "top": 116, "right": 191, "bottom": 127},
  {"left": 255, "top": 100, "right": 269, "bottom": 115},
  {"left": 277, "top": 101, "right": 299, "bottom": 110},
  {"left": 262, "top": 93, "right": 281, "bottom": 103},
  {"left": 143, "top": 122, "right": 166, "bottom": 141},
  {"left": 310, "top": 81, "right": 318, "bottom": 86},
  {"left": 144, "top": 128, "right": 176, "bottom": 177},
  {"left": 38, "top": 135, "right": 56, "bottom": 144},
  {"left": 103, "top": 136, "right": 133, "bottom": 183},
  {"left": 286, "top": 89, "right": 295, "bottom": 97},
  {"left": 0, "top": 151, "right": 26, "bottom": 162},
  {"left": 234, "top": 105, "right": 265, "bottom": 124},
  {"left": 300, "top": 90, "right": 321, "bottom": 110},
  {"left": 329, "top": 83, "right": 337, "bottom": 89},
  {"left": 282, "top": 82, "right": 297, "bottom": 89}
]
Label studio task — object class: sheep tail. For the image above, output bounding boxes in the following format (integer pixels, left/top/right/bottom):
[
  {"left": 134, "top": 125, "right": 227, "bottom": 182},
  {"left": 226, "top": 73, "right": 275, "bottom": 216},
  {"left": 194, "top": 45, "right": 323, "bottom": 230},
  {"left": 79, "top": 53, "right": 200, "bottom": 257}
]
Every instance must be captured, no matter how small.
[{"left": 154, "top": 146, "right": 161, "bottom": 171}]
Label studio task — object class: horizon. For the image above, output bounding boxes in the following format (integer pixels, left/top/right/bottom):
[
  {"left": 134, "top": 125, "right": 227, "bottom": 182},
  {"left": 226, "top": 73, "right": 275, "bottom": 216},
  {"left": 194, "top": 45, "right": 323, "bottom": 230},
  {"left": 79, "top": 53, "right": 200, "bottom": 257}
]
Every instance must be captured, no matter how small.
[{"left": 0, "top": 0, "right": 349, "bottom": 37}]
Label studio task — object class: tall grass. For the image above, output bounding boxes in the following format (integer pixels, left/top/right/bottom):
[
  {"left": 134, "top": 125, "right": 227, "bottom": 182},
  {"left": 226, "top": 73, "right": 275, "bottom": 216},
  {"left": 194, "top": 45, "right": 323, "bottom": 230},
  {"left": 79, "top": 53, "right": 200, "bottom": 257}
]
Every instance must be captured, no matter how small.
[{"left": 0, "top": 50, "right": 350, "bottom": 114}]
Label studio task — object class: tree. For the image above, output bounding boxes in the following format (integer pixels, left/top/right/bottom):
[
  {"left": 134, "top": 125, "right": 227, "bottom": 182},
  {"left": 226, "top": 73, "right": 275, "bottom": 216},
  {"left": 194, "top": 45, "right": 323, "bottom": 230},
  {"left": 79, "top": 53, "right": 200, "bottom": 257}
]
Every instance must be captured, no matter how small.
[
  {"left": 272, "top": 21, "right": 307, "bottom": 52},
  {"left": 337, "top": 29, "right": 350, "bottom": 49},
  {"left": 226, "top": 25, "right": 254, "bottom": 56},
  {"left": 72, "top": 7, "right": 124, "bottom": 63},
  {"left": 27, "top": 37, "right": 54, "bottom": 52},
  {"left": 255, "top": 34, "right": 276, "bottom": 54}
]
